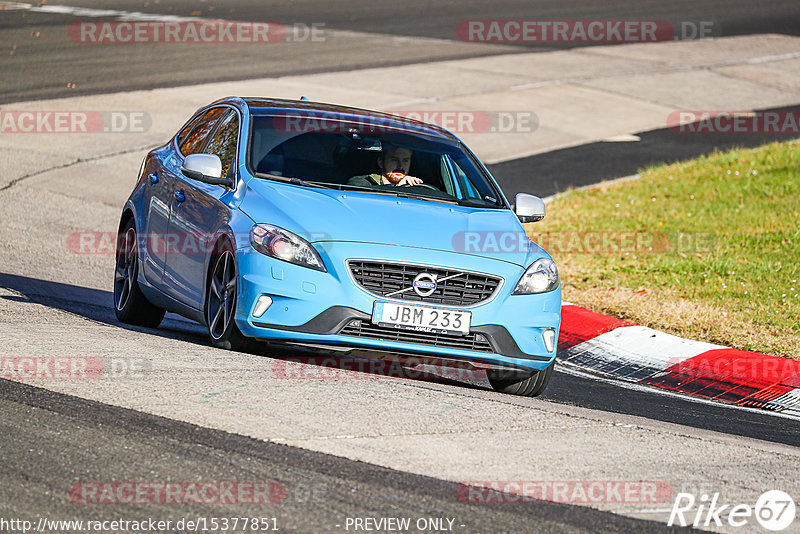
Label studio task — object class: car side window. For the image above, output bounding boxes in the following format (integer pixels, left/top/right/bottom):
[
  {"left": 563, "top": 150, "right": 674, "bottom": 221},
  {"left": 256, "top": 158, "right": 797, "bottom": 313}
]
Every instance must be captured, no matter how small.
[
  {"left": 176, "top": 113, "right": 203, "bottom": 147},
  {"left": 203, "top": 109, "right": 239, "bottom": 179},
  {"left": 178, "top": 107, "right": 227, "bottom": 156}
]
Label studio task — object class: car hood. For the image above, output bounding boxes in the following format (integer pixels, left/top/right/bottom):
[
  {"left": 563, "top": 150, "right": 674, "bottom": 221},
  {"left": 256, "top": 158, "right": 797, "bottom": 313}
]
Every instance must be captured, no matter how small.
[{"left": 239, "top": 179, "right": 548, "bottom": 268}]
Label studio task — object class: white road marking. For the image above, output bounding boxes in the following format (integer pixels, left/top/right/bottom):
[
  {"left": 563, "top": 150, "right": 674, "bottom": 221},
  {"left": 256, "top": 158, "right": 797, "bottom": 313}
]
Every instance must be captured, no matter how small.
[
  {"left": 558, "top": 325, "right": 724, "bottom": 382},
  {"left": 0, "top": 1, "right": 200, "bottom": 21}
]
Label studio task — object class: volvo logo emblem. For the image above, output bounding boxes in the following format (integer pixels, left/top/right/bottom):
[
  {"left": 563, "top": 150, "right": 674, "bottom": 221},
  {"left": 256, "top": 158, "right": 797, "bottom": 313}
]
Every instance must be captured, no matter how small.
[{"left": 412, "top": 273, "right": 437, "bottom": 297}]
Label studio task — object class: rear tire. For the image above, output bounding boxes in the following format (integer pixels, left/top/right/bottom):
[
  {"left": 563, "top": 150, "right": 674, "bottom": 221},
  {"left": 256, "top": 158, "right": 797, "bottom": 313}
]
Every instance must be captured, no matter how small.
[
  {"left": 487, "top": 360, "right": 554, "bottom": 397},
  {"left": 206, "top": 241, "right": 252, "bottom": 352},
  {"left": 113, "top": 221, "right": 165, "bottom": 328}
]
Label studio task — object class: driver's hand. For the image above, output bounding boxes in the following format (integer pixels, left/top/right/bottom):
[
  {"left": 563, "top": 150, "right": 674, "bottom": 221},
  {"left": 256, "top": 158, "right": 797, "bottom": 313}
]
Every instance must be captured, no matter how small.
[{"left": 398, "top": 176, "right": 423, "bottom": 186}]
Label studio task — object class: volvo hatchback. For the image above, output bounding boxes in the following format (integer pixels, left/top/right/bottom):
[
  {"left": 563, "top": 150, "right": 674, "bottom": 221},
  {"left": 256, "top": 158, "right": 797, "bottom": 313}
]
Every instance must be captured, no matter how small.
[{"left": 114, "top": 97, "right": 561, "bottom": 396}]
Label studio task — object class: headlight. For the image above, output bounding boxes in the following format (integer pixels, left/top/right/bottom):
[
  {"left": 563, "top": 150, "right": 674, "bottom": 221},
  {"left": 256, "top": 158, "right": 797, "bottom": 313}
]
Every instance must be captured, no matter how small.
[
  {"left": 512, "top": 258, "right": 558, "bottom": 294},
  {"left": 249, "top": 223, "right": 326, "bottom": 272}
]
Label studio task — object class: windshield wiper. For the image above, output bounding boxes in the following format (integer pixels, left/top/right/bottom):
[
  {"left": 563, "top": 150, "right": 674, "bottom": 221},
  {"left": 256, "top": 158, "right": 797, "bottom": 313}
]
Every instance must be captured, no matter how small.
[
  {"left": 457, "top": 198, "right": 499, "bottom": 208},
  {"left": 316, "top": 183, "right": 464, "bottom": 205},
  {"left": 393, "top": 191, "right": 459, "bottom": 205},
  {"left": 255, "top": 173, "right": 338, "bottom": 189},
  {"left": 304, "top": 182, "right": 373, "bottom": 191}
]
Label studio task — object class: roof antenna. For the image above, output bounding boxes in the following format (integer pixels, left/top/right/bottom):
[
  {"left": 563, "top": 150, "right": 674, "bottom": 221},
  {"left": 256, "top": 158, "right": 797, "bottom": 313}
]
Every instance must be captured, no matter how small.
[{"left": 300, "top": 96, "right": 309, "bottom": 101}]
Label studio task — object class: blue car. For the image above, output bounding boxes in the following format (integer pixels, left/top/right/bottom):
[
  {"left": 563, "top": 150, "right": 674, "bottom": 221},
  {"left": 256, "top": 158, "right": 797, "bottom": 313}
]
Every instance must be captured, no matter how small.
[{"left": 114, "top": 97, "right": 561, "bottom": 396}]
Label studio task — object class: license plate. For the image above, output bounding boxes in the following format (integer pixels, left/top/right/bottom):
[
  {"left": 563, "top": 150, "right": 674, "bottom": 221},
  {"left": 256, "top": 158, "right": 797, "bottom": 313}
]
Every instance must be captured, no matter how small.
[{"left": 372, "top": 302, "right": 471, "bottom": 336}]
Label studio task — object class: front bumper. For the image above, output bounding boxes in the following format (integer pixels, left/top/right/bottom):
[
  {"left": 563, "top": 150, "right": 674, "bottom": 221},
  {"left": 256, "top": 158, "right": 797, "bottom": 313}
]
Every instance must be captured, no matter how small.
[{"left": 234, "top": 242, "right": 561, "bottom": 371}]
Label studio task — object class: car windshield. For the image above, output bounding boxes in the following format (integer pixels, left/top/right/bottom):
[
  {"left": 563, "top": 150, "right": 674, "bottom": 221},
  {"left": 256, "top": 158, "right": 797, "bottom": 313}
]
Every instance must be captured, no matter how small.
[{"left": 248, "top": 113, "right": 505, "bottom": 207}]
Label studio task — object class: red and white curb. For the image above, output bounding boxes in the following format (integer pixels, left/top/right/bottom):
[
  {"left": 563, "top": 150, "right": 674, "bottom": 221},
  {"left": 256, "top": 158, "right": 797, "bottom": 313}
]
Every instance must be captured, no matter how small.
[{"left": 557, "top": 305, "right": 800, "bottom": 418}]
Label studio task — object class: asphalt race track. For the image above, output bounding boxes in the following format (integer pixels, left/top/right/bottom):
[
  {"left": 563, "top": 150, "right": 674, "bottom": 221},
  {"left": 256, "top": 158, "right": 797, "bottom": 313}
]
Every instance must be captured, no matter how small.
[
  {"left": 2, "top": 1, "right": 800, "bottom": 533},
  {"left": 5, "top": 271, "right": 800, "bottom": 446},
  {"left": 1, "top": 0, "right": 799, "bottom": 103},
  {"left": 0, "top": 378, "right": 686, "bottom": 534}
]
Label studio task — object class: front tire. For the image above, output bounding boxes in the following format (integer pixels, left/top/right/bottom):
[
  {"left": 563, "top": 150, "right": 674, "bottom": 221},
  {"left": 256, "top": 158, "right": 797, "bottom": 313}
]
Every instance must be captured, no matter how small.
[
  {"left": 206, "top": 242, "right": 252, "bottom": 351},
  {"left": 113, "top": 221, "right": 165, "bottom": 328},
  {"left": 487, "top": 360, "right": 554, "bottom": 397}
]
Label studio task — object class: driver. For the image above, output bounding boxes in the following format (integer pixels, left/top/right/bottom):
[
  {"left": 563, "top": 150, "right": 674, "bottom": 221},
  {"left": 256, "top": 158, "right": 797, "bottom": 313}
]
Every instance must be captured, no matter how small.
[{"left": 347, "top": 143, "right": 424, "bottom": 187}]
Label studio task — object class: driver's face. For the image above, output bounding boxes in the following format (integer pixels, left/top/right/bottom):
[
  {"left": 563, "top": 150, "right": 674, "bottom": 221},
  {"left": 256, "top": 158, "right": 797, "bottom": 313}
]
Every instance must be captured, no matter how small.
[{"left": 378, "top": 147, "right": 412, "bottom": 184}]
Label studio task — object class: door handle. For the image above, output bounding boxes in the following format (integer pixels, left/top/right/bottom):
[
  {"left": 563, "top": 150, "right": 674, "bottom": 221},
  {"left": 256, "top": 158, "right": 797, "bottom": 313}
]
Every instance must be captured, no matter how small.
[
  {"left": 174, "top": 190, "right": 186, "bottom": 205},
  {"left": 149, "top": 172, "right": 158, "bottom": 186}
]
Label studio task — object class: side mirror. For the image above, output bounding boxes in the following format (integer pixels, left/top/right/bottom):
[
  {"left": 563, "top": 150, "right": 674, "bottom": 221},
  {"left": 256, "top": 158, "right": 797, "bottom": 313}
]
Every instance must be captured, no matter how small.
[
  {"left": 181, "top": 154, "right": 229, "bottom": 186},
  {"left": 515, "top": 193, "right": 546, "bottom": 223}
]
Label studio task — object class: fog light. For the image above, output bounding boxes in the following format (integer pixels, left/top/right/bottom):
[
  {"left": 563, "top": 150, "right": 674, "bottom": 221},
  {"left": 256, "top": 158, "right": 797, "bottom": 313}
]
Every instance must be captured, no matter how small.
[
  {"left": 542, "top": 329, "right": 556, "bottom": 353},
  {"left": 252, "top": 295, "right": 273, "bottom": 318}
]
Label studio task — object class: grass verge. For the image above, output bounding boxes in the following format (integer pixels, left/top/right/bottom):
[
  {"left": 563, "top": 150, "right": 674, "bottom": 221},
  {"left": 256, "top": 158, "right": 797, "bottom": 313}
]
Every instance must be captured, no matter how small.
[{"left": 527, "top": 139, "right": 800, "bottom": 359}]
